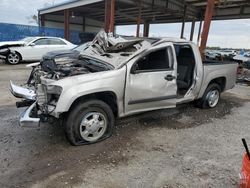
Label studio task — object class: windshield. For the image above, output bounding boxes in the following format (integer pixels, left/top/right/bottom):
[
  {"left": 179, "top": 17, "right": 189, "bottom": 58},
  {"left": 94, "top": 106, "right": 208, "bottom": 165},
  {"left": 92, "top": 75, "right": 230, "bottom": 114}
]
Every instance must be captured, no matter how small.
[
  {"left": 20, "top": 37, "right": 36, "bottom": 43},
  {"left": 73, "top": 43, "right": 89, "bottom": 52}
]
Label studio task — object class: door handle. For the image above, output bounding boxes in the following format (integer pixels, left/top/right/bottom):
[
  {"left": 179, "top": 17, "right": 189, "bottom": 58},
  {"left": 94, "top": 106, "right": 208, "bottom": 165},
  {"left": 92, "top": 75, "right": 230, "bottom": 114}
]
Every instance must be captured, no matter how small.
[{"left": 164, "top": 74, "right": 176, "bottom": 81}]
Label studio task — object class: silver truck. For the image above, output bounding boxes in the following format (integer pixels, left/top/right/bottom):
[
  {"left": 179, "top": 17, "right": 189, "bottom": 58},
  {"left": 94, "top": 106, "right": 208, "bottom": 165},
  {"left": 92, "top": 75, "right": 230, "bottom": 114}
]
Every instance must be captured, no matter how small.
[{"left": 10, "top": 31, "right": 237, "bottom": 145}]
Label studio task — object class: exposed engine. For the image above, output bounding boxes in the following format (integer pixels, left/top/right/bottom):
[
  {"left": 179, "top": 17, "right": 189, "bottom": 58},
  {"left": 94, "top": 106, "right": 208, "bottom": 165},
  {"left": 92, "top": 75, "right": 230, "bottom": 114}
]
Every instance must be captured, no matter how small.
[
  {"left": 40, "top": 58, "right": 91, "bottom": 79},
  {"left": 27, "top": 55, "right": 112, "bottom": 115},
  {"left": 28, "top": 55, "right": 112, "bottom": 87}
]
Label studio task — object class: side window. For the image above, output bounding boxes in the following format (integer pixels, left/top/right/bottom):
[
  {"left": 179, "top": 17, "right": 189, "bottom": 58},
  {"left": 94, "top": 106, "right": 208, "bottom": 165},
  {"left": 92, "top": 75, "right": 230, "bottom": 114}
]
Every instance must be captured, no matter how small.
[
  {"left": 34, "top": 39, "right": 49, "bottom": 45},
  {"left": 134, "top": 47, "right": 172, "bottom": 72},
  {"left": 47, "top": 38, "right": 66, "bottom": 45}
]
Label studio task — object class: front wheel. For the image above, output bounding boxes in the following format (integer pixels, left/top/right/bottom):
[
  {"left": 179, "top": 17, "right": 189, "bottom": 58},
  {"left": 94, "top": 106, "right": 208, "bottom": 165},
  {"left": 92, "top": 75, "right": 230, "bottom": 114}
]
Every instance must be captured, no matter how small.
[
  {"left": 6, "top": 52, "right": 21, "bottom": 64},
  {"left": 64, "top": 100, "right": 115, "bottom": 146},
  {"left": 196, "top": 83, "right": 221, "bottom": 109}
]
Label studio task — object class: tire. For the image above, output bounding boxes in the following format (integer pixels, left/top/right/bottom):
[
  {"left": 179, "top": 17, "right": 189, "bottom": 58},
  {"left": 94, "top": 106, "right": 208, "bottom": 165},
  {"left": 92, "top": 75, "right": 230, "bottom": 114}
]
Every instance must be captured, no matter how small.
[
  {"left": 65, "top": 100, "right": 115, "bottom": 146},
  {"left": 6, "top": 52, "right": 21, "bottom": 65},
  {"left": 196, "top": 83, "right": 221, "bottom": 109}
]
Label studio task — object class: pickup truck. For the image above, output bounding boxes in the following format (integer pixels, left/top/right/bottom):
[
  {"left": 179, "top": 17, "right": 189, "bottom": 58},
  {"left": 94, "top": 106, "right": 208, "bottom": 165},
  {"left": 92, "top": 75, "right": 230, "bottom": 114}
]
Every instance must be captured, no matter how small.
[{"left": 10, "top": 30, "right": 237, "bottom": 145}]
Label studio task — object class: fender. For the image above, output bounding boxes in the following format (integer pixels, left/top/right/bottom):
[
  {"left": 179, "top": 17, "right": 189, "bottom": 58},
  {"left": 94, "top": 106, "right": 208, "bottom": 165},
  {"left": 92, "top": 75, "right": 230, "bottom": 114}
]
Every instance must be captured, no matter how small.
[{"left": 52, "top": 67, "right": 127, "bottom": 117}]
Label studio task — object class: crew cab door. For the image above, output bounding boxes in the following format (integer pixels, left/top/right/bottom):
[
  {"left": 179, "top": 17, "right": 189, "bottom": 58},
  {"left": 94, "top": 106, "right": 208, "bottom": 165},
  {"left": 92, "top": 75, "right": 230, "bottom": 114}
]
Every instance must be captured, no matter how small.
[{"left": 124, "top": 43, "right": 177, "bottom": 115}]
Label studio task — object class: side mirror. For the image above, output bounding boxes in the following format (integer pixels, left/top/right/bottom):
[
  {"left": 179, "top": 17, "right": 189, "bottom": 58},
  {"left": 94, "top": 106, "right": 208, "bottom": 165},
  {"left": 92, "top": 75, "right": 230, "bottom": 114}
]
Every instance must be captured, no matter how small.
[
  {"left": 131, "top": 63, "right": 139, "bottom": 74},
  {"left": 29, "top": 43, "right": 35, "bottom": 47}
]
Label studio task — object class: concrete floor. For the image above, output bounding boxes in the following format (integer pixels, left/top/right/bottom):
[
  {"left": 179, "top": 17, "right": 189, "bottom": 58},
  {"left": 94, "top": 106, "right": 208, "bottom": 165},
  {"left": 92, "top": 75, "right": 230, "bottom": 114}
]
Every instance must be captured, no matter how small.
[{"left": 0, "top": 62, "right": 250, "bottom": 188}]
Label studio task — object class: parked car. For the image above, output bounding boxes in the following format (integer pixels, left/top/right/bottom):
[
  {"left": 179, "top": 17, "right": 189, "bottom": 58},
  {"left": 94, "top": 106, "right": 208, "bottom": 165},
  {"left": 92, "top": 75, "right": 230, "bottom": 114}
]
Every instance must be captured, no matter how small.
[
  {"left": 10, "top": 31, "right": 237, "bottom": 145},
  {"left": 233, "top": 52, "right": 250, "bottom": 70},
  {"left": 205, "top": 51, "right": 221, "bottom": 60},
  {"left": 233, "top": 52, "right": 250, "bottom": 62},
  {"left": 218, "top": 50, "right": 237, "bottom": 59},
  {"left": 0, "top": 37, "right": 76, "bottom": 64}
]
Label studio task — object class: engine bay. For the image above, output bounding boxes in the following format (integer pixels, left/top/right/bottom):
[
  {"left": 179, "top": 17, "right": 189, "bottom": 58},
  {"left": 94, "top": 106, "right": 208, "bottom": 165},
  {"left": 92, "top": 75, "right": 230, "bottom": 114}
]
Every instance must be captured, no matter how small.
[{"left": 30, "top": 55, "right": 113, "bottom": 84}]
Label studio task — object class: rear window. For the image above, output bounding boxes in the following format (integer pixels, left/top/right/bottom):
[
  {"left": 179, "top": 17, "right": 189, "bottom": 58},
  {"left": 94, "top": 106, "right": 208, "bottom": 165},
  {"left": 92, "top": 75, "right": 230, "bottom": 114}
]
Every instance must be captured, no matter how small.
[{"left": 47, "top": 38, "right": 66, "bottom": 45}]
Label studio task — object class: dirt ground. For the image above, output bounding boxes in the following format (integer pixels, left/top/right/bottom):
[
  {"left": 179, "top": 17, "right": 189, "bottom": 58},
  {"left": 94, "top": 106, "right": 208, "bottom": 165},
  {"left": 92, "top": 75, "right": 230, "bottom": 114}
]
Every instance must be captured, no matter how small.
[{"left": 1, "top": 61, "right": 250, "bottom": 188}]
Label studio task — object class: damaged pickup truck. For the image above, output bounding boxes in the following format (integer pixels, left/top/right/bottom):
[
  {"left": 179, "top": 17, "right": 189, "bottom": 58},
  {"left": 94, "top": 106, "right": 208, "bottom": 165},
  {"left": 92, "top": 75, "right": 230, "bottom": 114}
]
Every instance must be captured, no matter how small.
[{"left": 10, "top": 30, "right": 238, "bottom": 145}]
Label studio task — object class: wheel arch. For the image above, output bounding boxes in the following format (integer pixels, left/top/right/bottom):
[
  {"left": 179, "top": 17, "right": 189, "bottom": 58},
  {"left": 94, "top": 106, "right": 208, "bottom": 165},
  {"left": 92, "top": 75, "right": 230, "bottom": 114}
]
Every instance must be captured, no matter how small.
[
  {"left": 8, "top": 50, "right": 23, "bottom": 60},
  {"left": 67, "top": 91, "right": 119, "bottom": 118},
  {"left": 207, "top": 77, "right": 226, "bottom": 92}
]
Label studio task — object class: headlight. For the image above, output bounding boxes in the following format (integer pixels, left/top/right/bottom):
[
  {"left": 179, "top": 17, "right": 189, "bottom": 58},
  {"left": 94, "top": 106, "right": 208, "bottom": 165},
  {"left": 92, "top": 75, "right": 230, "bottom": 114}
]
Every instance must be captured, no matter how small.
[{"left": 46, "top": 85, "right": 62, "bottom": 95}]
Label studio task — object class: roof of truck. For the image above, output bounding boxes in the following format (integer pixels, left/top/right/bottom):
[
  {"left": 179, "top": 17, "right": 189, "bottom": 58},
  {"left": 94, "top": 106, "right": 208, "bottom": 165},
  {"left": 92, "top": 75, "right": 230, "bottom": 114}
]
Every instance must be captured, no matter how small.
[
  {"left": 81, "top": 31, "right": 194, "bottom": 69},
  {"left": 122, "top": 36, "right": 189, "bottom": 44}
]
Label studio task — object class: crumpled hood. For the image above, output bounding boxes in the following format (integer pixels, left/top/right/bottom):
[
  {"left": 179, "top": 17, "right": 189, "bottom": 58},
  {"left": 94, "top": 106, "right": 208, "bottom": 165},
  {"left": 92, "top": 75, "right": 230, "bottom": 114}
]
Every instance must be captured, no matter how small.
[
  {"left": 43, "top": 50, "right": 80, "bottom": 60},
  {"left": 0, "top": 41, "right": 25, "bottom": 48}
]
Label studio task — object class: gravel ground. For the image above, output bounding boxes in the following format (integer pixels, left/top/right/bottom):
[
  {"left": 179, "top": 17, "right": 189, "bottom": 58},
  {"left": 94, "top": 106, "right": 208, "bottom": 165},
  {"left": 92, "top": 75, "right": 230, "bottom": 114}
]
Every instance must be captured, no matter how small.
[{"left": 0, "top": 62, "right": 250, "bottom": 188}]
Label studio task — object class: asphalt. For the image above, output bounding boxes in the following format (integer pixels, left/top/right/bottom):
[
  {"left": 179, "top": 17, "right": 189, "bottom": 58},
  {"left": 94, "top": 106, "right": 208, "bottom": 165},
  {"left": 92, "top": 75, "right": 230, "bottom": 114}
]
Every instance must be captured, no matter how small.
[{"left": 1, "top": 61, "right": 250, "bottom": 188}]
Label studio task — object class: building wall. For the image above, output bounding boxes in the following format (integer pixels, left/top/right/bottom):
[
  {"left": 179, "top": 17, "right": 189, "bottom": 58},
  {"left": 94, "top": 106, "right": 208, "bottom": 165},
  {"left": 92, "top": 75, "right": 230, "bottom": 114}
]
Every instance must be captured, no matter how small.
[
  {"left": 44, "top": 21, "right": 83, "bottom": 31},
  {"left": 43, "top": 14, "right": 103, "bottom": 33}
]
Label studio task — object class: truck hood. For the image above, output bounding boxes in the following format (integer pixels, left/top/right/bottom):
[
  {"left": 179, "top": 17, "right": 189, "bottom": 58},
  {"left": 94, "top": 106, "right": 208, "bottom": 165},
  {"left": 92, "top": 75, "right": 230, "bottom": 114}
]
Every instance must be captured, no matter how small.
[{"left": 42, "top": 49, "right": 80, "bottom": 60}]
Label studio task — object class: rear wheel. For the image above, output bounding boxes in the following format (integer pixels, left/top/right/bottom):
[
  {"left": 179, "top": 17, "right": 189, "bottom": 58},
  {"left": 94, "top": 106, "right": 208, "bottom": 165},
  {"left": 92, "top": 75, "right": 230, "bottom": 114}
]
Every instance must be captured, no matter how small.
[
  {"left": 65, "top": 100, "right": 114, "bottom": 146},
  {"left": 196, "top": 83, "right": 221, "bottom": 109},
  {"left": 6, "top": 52, "right": 21, "bottom": 65}
]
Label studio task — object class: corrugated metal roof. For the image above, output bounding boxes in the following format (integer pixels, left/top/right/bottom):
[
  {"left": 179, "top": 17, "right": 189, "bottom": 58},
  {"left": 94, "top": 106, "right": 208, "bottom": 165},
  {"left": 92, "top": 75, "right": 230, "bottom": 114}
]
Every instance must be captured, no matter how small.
[
  {"left": 38, "top": 0, "right": 103, "bottom": 15},
  {"left": 39, "top": 0, "right": 250, "bottom": 24}
]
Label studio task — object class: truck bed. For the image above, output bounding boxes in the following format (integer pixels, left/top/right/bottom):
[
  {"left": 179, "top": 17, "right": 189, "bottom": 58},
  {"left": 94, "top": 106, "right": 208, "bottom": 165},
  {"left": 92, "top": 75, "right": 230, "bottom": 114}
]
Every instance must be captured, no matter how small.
[
  {"left": 203, "top": 60, "right": 237, "bottom": 65},
  {"left": 197, "top": 60, "right": 238, "bottom": 98}
]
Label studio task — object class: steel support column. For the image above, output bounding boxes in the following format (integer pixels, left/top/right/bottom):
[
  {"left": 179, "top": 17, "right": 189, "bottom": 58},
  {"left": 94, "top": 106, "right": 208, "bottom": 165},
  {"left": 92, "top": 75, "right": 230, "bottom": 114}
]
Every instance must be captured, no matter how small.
[
  {"left": 143, "top": 21, "right": 150, "bottom": 37},
  {"left": 200, "top": 0, "right": 215, "bottom": 58},
  {"left": 190, "top": 19, "right": 195, "bottom": 41},
  {"left": 180, "top": 5, "right": 187, "bottom": 38},
  {"left": 104, "top": 0, "right": 115, "bottom": 33},
  {"left": 104, "top": 0, "right": 111, "bottom": 33},
  {"left": 110, "top": 0, "right": 115, "bottom": 33},
  {"left": 136, "top": 1, "right": 142, "bottom": 37},
  {"left": 197, "top": 18, "right": 202, "bottom": 45},
  {"left": 64, "top": 9, "right": 70, "bottom": 40},
  {"left": 40, "top": 14, "right": 45, "bottom": 27},
  {"left": 82, "top": 16, "right": 85, "bottom": 32}
]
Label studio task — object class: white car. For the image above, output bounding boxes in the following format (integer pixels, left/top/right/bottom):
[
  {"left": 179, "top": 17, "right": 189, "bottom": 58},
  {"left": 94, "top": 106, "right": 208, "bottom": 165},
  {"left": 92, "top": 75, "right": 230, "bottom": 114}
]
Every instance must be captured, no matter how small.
[
  {"left": 233, "top": 52, "right": 250, "bottom": 62},
  {"left": 205, "top": 51, "right": 221, "bottom": 60},
  {"left": 0, "top": 37, "right": 76, "bottom": 64},
  {"left": 218, "top": 50, "right": 237, "bottom": 58}
]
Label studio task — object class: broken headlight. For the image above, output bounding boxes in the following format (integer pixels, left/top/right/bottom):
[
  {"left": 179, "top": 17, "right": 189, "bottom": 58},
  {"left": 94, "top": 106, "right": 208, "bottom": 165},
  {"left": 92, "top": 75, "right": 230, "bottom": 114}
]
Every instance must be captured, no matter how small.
[
  {"left": 46, "top": 85, "right": 62, "bottom": 95},
  {"left": 39, "top": 85, "right": 62, "bottom": 114}
]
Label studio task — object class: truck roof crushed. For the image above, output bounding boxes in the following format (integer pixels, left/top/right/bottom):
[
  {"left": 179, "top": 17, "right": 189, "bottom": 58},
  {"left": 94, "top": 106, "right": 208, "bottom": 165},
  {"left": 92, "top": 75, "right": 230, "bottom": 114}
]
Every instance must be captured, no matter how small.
[{"left": 81, "top": 30, "right": 152, "bottom": 68}]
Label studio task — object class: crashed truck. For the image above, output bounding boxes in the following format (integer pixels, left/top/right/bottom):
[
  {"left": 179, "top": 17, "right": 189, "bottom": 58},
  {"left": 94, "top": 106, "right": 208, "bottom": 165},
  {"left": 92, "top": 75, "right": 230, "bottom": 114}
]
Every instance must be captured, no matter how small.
[{"left": 10, "top": 30, "right": 238, "bottom": 145}]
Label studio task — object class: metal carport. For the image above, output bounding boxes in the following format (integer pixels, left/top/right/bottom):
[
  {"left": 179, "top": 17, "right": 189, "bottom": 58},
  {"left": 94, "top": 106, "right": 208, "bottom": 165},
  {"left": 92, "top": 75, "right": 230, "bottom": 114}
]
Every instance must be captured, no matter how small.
[{"left": 38, "top": 0, "right": 250, "bottom": 55}]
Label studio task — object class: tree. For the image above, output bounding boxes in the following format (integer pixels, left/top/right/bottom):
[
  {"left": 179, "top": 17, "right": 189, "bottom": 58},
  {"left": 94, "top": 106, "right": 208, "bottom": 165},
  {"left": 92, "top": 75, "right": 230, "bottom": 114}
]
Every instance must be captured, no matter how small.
[{"left": 26, "top": 14, "right": 38, "bottom": 25}]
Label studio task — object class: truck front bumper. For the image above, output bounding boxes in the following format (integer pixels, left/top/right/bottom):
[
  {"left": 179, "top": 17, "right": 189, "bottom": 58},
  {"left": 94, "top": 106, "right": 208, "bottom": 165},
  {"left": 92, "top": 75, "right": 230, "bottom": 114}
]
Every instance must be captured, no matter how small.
[
  {"left": 19, "top": 102, "right": 40, "bottom": 127},
  {"left": 10, "top": 81, "right": 36, "bottom": 100},
  {"left": 9, "top": 81, "right": 40, "bottom": 127}
]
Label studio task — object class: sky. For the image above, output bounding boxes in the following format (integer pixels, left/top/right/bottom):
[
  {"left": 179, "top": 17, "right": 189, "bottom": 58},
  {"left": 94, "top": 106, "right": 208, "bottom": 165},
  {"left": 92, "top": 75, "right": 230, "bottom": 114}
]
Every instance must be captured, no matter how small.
[{"left": 0, "top": 0, "right": 250, "bottom": 49}]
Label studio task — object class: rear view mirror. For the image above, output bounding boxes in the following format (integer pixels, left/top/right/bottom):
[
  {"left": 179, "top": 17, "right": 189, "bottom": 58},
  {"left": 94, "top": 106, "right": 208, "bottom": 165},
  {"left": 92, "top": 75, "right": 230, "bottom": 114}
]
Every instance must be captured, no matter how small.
[{"left": 29, "top": 43, "right": 35, "bottom": 47}]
